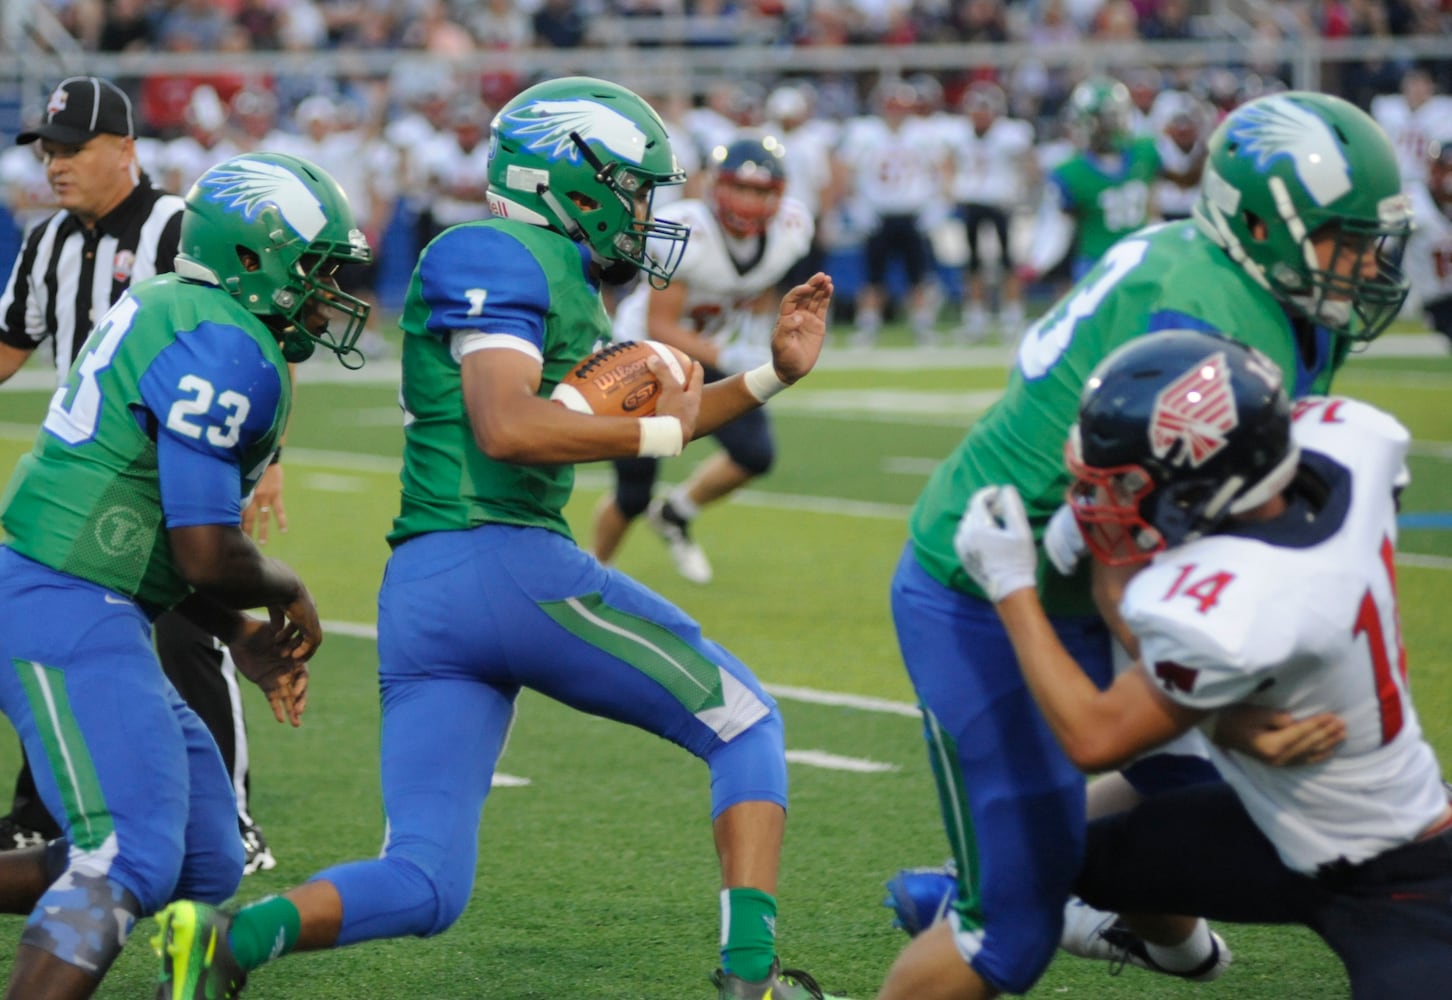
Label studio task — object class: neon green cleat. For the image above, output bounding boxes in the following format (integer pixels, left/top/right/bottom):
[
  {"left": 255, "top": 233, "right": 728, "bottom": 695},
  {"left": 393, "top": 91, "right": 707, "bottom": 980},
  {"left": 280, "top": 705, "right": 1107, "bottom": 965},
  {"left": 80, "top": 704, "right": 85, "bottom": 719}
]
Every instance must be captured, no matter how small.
[
  {"left": 711, "top": 959, "right": 853, "bottom": 999},
  {"left": 152, "top": 900, "right": 247, "bottom": 1000}
]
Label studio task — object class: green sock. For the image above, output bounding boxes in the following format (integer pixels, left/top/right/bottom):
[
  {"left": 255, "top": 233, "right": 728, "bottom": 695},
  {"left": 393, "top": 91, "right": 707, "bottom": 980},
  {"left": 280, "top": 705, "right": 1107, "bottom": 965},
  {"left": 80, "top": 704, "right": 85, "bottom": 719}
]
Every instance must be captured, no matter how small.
[
  {"left": 720, "top": 887, "right": 777, "bottom": 982},
  {"left": 227, "top": 895, "right": 302, "bottom": 972}
]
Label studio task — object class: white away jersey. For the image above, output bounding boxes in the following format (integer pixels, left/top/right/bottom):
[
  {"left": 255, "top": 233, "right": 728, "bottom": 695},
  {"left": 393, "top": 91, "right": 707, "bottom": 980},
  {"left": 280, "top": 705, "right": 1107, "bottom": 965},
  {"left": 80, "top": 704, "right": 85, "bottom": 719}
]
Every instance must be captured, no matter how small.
[
  {"left": 1370, "top": 93, "right": 1452, "bottom": 185},
  {"left": 615, "top": 197, "right": 813, "bottom": 366},
  {"left": 1122, "top": 397, "right": 1446, "bottom": 873},
  {"left": 945, "top": 116, "right": 1035, "bottom": 208},
  {"left": 1404, "top": 183, "right": 1452, "bottom": 310}
]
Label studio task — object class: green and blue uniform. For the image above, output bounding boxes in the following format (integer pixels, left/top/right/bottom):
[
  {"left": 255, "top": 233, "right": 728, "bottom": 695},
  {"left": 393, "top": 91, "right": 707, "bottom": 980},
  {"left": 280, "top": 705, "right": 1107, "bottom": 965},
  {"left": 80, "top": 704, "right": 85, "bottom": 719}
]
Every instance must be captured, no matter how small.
[
  {"left": 314, "top": 220, "right": 789, "bottom": 945},
  {"left": 0, "top": 275, "right": 289, "bottom": 946},
  {"left": 1050, "top": 136, "right": 1162, "bottom": 276},
  {"left": 891, "top": 219, "right": 1345, "bottom": 994}
]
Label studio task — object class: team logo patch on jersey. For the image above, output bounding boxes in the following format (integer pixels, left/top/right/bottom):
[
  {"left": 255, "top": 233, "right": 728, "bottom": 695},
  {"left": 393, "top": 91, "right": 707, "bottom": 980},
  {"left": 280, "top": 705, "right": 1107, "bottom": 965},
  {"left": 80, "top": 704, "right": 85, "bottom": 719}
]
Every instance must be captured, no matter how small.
[
  {"left": 197, "top": 160, "right": 327, "bottom": 241},
  {"left": 1225, "top": 97, "right": 1351, "bottom": 206},
  {"left": 501, "top": 99, "right": 647, "bottom": 166},
  {"left": 112, "top": 249, "right": 134, "bottom": 284},
  {"left": 1150, "top": 351, "right": 1238, "bottom": 467}
]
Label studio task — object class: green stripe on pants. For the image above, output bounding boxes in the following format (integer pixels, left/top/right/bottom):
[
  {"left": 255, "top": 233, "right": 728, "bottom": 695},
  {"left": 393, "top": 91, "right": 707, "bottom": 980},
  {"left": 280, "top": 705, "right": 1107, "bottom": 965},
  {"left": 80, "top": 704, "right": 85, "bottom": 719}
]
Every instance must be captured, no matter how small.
[
  {"left": 924, "top": 704, "right": 984, "bottom": 929},
  {"left": 540, "top": 593, "right": 726, "bottom": 714},
  {"left": 13, "top": 658, "right": 114, "bottom": 850}
]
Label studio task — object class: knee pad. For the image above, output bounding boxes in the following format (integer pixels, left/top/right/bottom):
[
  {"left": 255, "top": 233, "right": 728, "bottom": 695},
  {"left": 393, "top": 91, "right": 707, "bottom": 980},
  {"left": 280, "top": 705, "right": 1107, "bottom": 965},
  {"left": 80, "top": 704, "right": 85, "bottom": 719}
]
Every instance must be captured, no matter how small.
[
  {"left": 704, "top": 705, "right": 787, "bottom": 818},
  {"left": 22, "top": 865, "right": 140, "bottom": 976},
  {"left": 612, "top": 458, "right": 659, "bottom": 519},
  {"left": 169, "top": 830, "right": 244, "bottom": 907},
  {"left": 324, "top": 851, "right": 473, "bottom": 945}
]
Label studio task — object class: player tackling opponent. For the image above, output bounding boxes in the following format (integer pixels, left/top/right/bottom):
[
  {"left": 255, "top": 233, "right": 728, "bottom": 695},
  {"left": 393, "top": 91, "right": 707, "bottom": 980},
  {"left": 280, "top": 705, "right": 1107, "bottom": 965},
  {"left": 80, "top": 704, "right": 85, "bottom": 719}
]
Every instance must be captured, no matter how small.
[
  {"left": 955, "top": 329, "right": 1452, "bottom": 1000},
  {"left": 877, "top": 90, "right": 1414, "bottom": 1000}
]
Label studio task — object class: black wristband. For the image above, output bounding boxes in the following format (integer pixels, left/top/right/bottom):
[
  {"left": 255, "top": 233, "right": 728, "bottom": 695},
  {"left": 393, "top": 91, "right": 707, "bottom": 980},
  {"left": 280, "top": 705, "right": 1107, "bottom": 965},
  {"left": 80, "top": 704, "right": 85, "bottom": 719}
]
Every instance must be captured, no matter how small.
[{"left": 269, "top": 446, "right": 284, "bottom": 466}]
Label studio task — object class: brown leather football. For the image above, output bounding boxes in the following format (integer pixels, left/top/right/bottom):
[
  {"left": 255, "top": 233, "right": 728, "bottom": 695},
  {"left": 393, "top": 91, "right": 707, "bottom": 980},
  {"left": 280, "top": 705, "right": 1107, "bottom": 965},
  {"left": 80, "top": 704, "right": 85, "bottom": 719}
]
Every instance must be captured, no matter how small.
[{"left": 550, "top": 340, "right": 692, "bottom": 416}]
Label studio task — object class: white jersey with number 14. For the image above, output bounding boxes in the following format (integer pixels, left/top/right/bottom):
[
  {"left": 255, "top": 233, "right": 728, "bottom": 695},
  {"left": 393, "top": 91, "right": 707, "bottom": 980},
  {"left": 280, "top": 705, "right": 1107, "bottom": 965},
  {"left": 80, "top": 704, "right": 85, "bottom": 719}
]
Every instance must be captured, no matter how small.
[{"left": 1122, "top": 397, "right": 1446, "bottom": 874}]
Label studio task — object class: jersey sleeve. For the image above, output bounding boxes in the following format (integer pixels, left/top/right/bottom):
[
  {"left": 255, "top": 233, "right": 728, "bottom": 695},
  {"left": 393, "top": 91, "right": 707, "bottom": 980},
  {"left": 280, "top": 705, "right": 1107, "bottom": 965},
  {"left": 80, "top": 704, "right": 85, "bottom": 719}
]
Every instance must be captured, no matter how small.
[
  {"left": 138, "top": 321, "right": 284, "bottom": 528},
  {"left": 1291, "top": 396, "right": 1411, "bottom": 490},
  {"left": 416, "top": 226, "right": 551, "bottom": 353},
  {"left": 1122, "top": 554, "right": 1292, "bottom": 711}
]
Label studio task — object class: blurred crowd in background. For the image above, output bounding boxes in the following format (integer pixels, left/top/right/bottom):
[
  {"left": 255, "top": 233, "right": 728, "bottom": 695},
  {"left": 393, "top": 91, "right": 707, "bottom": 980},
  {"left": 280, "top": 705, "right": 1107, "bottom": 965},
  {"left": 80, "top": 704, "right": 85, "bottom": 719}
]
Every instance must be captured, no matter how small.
[{"left": 4, "top": 0, "right": 1451, "bottom": 342}]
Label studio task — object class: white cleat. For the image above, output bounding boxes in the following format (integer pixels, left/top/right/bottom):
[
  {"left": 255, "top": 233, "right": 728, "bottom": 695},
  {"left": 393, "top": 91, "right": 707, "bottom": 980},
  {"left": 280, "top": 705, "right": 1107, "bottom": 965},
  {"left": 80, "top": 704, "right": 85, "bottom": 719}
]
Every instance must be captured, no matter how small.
[{"left": 646, "top": 499, "right": 713, "bottom": 584}]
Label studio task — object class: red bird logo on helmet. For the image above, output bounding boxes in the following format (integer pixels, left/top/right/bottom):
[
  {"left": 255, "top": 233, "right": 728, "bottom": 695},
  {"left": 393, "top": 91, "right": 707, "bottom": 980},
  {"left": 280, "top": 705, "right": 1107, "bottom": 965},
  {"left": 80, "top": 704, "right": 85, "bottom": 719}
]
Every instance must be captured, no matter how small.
[{"left": 1149, "top": 352, "right": 1238, "bottom": 468}]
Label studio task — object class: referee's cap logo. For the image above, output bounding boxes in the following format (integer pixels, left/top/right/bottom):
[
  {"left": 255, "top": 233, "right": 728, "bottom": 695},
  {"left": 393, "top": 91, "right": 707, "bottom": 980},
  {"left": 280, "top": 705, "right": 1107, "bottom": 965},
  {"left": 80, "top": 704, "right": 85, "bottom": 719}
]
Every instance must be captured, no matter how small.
[
  {"left": 197, "top": 158, "right": 327, "bottom": 242},
  {"left": 17, "top": 76, "right": 136, "bottom": 147}
]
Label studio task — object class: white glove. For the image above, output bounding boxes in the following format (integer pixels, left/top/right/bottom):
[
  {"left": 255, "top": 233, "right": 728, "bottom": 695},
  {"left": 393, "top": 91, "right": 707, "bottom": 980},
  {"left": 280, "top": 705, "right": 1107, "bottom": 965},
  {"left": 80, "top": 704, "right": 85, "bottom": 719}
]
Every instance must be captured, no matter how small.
[
  {"left": 954, "top": 485, "right": 1038, "bottom": 602},
  {"left": 1043, "top": 502, "right": 1088, "bottom": 576}
]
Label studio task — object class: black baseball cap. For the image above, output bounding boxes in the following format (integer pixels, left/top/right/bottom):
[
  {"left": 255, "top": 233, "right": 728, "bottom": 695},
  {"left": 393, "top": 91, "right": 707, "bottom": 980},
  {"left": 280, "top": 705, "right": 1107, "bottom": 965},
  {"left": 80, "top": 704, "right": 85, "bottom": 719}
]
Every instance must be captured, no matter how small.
[{"left": 17, "top": 76, "right": 136, "bottom": 146}]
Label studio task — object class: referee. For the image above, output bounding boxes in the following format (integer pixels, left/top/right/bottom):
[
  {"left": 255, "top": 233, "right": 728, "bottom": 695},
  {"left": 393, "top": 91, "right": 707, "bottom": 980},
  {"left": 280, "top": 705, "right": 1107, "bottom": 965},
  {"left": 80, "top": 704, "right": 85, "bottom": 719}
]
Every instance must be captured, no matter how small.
[{"left": 0, "top": 76, "right": 276, "bottom": 873}]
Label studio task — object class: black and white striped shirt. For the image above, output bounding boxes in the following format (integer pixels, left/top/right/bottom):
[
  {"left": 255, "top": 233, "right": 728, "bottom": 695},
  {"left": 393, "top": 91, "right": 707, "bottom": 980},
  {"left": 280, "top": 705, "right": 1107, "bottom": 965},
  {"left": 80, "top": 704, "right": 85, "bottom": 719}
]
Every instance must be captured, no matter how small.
[{"left": 0, "top": 174, "right": 183, "bottom": 383}]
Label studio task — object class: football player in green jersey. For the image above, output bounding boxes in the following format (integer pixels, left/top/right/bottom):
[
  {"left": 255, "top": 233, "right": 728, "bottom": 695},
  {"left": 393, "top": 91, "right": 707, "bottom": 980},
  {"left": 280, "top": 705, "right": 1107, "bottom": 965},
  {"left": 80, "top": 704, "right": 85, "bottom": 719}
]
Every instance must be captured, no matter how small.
[
  {"left": 1021, "top": 75, "right": 1201, "bottom": 285},
  {"left": 154, "top": 77, "right": 844, "bottom": 1000},
  {"left": 876, "top": 91, "right": 1412, "bottom": 1000},
  {"left": 0, "top": 151, "right": 370, "bottom": 1000}
]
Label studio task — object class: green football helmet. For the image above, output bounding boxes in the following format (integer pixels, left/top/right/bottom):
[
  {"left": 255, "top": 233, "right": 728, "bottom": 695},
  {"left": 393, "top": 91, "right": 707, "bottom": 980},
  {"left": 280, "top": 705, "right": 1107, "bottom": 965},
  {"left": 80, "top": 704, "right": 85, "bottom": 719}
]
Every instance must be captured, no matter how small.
[
  {"left": 1066, "top": 76, "right": 1132, "bottom": 153},
  {"left": 1193, "top": 91, "right": 1412, "bottom": 343},
  {"left": 176, "top": 152, "right": 373, "bottom": 367},
  {"left": 486, "top": 76, "right": 690, "bottom": 287}
]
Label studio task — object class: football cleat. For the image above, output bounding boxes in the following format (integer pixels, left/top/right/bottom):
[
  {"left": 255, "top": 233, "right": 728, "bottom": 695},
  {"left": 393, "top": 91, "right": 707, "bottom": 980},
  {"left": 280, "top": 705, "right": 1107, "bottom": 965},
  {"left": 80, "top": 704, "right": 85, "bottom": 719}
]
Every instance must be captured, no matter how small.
[
  {"left": 882, "top": 860, "right": 956, "bottom": 937},
  {"left": 239, "top": 821, "right": 276, "bottom": 876},
  {"left": 646, "top": 498, "right": 713, "bottom": 584},
  {"left": 152, "top": 900, "right": 247, "bottom": 1000},
  {"left": 711, "top": 959, "right": 851, "bottom": 999},
  {"left": 1060, "top": 898, "right": 1231, "bottom": 982}
]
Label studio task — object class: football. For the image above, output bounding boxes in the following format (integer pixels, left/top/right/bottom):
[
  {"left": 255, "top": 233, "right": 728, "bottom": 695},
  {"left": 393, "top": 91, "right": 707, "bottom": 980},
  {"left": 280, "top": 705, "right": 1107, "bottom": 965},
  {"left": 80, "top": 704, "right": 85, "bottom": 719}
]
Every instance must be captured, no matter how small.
[{"left": 550, "top": 340, "right": 693, "bottom": 417}]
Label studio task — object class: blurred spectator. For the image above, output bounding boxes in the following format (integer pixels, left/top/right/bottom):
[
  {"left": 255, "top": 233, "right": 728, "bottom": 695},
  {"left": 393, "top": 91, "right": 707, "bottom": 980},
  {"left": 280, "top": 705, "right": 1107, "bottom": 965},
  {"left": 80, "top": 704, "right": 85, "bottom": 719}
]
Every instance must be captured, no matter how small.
[
  {"left": 235, "top": 0, "right": 283, "bottom": 49},
  {"left": 466, "top": 0, "right": 535, "bottom": 48},
  {"left": 534, "top": 0, "right": 591, "bottom": 46},
  {"left": 842, "top": 78, "right": 948, "bottom": 345},
  {"left": 98, "top": 0, "right": 159, "bottom": 52},
  {"left": 764, "top": 81, "right": 843, "bottom": 286},
  {"left": 229, "top": 87, "right": 287, "bottom": 153},
  {"left": 417, "top": 100, "right": 494, "bottom": 242},
  {"left": 944, "top": 81, "right": 1037, "bottom": 341},
  {"left": 1372, "top": 66, "right": 1452, "bottom": 186},
  {"left": 1140, "top": 0, "right": 1195, "bottom": 38},
  {"left": 1147, "top": 88, "right": 1210, "bottom": 220},
  {"left": 402, "top": 0, "right": 476, "bottom": 53},
  {"left": 159, "top": 0, "right": 232, "bottom": 51},
  {"left": 160, "top": 85, "right": 242, "bottom": 194}
]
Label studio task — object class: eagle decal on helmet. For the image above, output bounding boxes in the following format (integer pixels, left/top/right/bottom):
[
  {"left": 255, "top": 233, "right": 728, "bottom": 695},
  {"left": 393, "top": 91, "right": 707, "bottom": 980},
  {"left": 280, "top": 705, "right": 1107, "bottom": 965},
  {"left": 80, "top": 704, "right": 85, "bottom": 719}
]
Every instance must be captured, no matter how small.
[
  {"left": 197, "top": 159, "right": 328, "bottom": 241},
  {"left": 1225, "top": 96, "right": 1351, "bottom": 206},
  {"left": 501, "top": 99, "right": 648, "bottom": 166},
  {"left": 1149, "top": 352, "right": 1238, "bottom": 468}
]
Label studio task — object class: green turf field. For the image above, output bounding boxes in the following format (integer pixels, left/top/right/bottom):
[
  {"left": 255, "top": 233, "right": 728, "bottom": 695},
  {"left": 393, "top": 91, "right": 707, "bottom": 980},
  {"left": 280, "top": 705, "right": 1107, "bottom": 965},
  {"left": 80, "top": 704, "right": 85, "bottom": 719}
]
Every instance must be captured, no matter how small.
[{"left": 0, "top": 326, "right": 1447, "bottom": 998}]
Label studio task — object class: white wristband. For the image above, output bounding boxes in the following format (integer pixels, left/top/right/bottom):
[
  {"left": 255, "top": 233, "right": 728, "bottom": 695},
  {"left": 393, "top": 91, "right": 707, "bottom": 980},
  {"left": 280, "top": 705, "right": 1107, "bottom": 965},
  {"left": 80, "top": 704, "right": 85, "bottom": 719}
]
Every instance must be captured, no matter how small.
[
  {"left": 743, "top": 363, "right": 790, "bottom": 403},
  {"left": 637, "top": 416, "right": 684, "bottom": 458}
]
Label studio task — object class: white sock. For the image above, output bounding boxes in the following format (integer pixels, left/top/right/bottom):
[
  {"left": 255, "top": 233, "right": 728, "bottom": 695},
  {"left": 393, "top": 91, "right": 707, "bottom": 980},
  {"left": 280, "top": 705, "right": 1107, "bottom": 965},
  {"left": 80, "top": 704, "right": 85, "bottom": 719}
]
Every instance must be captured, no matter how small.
[
  {"left": 667, "top": 487, "right": 700, "bottom": 521},
  {"left": 1144, "top": 918, "right": 1214, "bottom": 973}
]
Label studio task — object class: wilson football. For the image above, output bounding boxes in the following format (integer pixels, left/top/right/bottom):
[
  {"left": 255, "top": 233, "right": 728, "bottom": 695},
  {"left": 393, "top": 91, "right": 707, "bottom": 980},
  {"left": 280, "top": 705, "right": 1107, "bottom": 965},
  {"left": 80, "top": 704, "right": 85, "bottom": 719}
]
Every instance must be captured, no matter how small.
[{"left": 550, "top": 340, "right": 693, "bottom": 417}]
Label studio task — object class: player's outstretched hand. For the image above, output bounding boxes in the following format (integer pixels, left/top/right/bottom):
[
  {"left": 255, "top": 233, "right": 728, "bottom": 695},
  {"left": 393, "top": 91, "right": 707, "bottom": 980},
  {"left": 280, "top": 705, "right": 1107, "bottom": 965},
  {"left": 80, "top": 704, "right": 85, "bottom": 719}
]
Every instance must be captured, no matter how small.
[
  {"left": 1214, "top": 705, "right": 1346, "bottom": 766},
  {"left": 241, "top": 461, "right": 287, "bottom": 545},
  {"left": 1044, "top": 502, "right": 1088, "bottom": 575},
  {"left": 769, "top": 272, "right": 834, "bottom": 384},
  {"left": 955, "top": 485, "right": 1038, "bottom": 602},
  {"left": 228, "top": 616, "right": 313, "bottom": 727}
]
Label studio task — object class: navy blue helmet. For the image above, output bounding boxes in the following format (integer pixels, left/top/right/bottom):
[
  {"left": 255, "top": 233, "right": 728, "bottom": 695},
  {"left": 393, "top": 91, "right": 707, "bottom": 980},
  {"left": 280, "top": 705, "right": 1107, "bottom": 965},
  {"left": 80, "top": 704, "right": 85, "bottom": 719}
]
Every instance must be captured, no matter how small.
[{"left": 1066, "top": 330, "right": 1300, "bottom": 564}]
